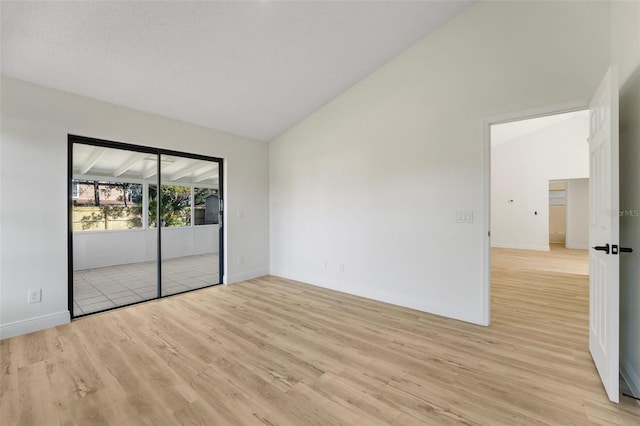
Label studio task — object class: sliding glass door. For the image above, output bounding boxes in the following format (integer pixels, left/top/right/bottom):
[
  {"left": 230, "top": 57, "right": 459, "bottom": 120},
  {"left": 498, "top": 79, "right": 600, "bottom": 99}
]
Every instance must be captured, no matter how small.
[
  {"left": 69, "top": 136, "right": 223, "bottom": 318},
  {"left": 71, "top": 143, "right": 158, "bottom": 316},
  {"left": 158, "top": 154, "right": 221, "bottom": 296}
]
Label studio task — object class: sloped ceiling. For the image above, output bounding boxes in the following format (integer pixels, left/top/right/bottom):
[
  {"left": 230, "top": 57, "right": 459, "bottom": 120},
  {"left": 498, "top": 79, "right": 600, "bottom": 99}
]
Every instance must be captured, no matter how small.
[{"left": 1, "top": 1, "right": 472, "bottom": 142}]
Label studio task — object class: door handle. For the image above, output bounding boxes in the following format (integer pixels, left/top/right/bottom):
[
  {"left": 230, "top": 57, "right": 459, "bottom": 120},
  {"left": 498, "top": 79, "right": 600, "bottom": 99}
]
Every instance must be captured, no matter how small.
[
  {"left": 592, "top": 244, "right": 610, "bottom": 254},
  {"left": 611, "top": 244, "right": 633, "bottom": 255}
]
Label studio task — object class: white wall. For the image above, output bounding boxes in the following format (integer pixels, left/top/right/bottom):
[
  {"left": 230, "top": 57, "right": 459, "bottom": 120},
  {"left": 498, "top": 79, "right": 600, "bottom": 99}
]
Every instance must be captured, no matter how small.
[
  {"left": 491, "top": 115, "right": 589, "bottom": 251},
  {"left": 161, "top": 226, "right": 218, "bottom": 261},
  {"left": 0, "top": 77, "right": 270, "bottom": 339},
  {"left": 566, "top": 178, "right": 589, "bottom": 250},
  {"left": 269, "top": 1, "right": 611, "bottom": 325},
  {"left": 612, "top": 1, "right": 640, "bottom": 398},
  {"left": 73, "top": 225, "right": 219, "bottom": 270}
]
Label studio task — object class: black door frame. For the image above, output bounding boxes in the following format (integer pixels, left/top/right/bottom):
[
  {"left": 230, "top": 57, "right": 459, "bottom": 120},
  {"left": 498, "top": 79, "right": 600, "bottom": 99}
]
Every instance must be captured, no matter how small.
[{"left": 68, "top": 134, "right": 224, "bottom": 319}]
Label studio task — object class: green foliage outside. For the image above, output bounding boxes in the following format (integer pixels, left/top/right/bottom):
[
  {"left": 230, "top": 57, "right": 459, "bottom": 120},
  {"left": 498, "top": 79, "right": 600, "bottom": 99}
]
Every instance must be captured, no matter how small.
[
  {"left": 75, "top": 206, "right": 141, "bottom": 231},
  {"left": 144, "top": 185, "right": 191, "bottom": 227},
  {"left": 74, "top": 181, "right": 142, "bottom": 231},
  {"left": 73, "top": 180, "right": 218, "bottom": 230}
]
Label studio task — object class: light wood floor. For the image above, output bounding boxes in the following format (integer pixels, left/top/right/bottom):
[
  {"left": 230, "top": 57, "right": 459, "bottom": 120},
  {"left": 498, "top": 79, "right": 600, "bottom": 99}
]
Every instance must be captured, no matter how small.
[
  {"left": 492, "top": 243, "right": 589, "bottom": 275},
  {"left": 2, "top": 248, "right": 640, "bottom": 425}
]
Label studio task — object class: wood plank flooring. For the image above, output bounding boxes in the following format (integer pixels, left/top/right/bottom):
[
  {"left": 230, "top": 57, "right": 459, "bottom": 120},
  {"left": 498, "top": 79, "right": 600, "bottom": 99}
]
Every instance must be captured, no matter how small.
[
  {"left": 491, "top": 243, "right": 589, "bottom": 275},
  {"left": 2, "top": 247, "right": 640, "bottom": 425}
]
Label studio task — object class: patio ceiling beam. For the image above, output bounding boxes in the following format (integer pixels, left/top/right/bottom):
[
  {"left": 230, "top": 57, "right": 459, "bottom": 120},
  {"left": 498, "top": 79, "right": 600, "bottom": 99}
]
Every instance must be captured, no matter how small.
[
  {"left": 170, "top": 163, "right": 209, "bottom": 182},
  {"left": 142, "top": 165, "right": 157, "bottom": 180},
  {"left": 193, "top": 171, "right": 219, "bottom": 183},
  {"left": 113, "top": 153, "right": 145, "bottom": 177},
  {"left": 79, "top": 147, "right": 105, "bottom": 175}
]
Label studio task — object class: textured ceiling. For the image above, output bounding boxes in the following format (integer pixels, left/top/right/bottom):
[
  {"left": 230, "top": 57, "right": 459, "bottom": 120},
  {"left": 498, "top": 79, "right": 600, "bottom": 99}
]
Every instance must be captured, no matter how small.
[{"left": 1, "top": 1, "right": 472, "bottom": 142}]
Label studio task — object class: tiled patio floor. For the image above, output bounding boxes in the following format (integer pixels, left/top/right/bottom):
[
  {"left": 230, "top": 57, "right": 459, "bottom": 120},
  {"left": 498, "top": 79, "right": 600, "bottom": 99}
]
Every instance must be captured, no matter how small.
[{"left": 73, "top": 253, "right": 220, "bottom": 316}]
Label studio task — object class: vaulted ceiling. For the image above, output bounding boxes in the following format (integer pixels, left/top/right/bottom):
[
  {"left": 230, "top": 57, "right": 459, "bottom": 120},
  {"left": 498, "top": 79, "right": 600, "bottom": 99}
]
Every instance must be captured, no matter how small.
[{"left": 1, "top": 1, "right": 472, "bottom": 142}]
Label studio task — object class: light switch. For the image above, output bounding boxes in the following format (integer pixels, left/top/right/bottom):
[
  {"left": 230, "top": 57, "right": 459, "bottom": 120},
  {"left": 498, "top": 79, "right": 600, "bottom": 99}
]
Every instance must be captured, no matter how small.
[{"left": 455, "top": 210, "right": 473, "bottom": 223}]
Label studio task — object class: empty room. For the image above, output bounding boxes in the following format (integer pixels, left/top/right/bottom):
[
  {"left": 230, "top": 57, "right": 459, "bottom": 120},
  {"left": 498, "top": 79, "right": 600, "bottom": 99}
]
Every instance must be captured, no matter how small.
[{"left": 1, "top": 1, "right": 640, "bottom": 424}]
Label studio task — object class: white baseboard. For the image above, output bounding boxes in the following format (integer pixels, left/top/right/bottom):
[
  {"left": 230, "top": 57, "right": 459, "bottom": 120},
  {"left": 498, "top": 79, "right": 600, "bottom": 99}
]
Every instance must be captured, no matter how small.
[
  {"left": 226, "top": 268, "right": 270, "bottom": 285},
  {"left": 621, "top": 357, "right": 640, "bottom": 398},
  {"left": 0, "top": 311, "right": 70, "bottom": 340},
  {"left": 491, "top": 242, "right": 550, "bottom": 251},
  {"left": 269, "top": 271, "right": 486, "bottom": 326}
]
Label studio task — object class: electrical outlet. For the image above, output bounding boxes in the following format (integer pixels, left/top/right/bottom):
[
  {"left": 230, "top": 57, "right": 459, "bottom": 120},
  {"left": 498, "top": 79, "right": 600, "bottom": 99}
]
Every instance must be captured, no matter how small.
[
  {"left": 28, "top": 288, "right": 42, "bottom": 304},
  {"left": 339, "top": 264, "right": 345, "bottom": 273},
  {"left": 237, "top": 256, "right": 244, "bottom": 265}
]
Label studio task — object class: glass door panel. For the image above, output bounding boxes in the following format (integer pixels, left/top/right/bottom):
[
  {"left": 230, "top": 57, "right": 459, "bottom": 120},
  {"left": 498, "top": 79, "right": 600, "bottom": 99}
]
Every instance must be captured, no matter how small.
[
  {"left": 71, "top": 143, "right": 158, "bottom": 316},
  {"left": 160, "top": 155, "right": 221, "bottom": 297}
]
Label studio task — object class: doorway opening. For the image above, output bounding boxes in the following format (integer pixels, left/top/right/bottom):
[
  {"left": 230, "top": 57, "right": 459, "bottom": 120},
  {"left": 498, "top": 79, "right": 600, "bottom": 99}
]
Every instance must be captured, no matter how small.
[
  {"left": 68, "top": 135, "right": 224, "bottom": 318},
  {"left": 486, "top": 107, "right": 595, "bottom": 396},
  {"left": 549, "top": 178, "right": 590, "bottom": 252},
  {"left": 488, "top": 107, "right": 591, "bottom": 300},
  {"left": 549, "top": 180, "right": 568, "bottom": 247},
  {"left": 484, "top": 69, "right": 625, "bottom": 404},
  {"left": 489, "top": 109, "right": 590, "bottom": 253}
]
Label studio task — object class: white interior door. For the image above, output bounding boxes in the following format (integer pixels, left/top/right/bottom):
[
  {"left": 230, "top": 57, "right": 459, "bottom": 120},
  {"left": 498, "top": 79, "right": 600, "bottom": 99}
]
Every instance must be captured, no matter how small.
[{"left": 588, "top": 66, "right": 620, "bottom": 403}]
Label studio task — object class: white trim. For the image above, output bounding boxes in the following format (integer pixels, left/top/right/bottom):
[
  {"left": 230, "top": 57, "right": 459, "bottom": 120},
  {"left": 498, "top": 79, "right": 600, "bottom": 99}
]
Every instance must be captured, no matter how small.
[
  {"left": 270, "top": 272, "right": 483, "bottom": 325},
  {"left": 562, "top": 179, "right": 571, "bottom": 247},
  {"left": 73, "top": 173, "right": 147, "bottom": 185},
  {"left": 72, "top": 174, "right": 218, "bottom": 189},
  {"left": 483, "top": 100, "right": 589, "bottom": 326},
  {"left": 0, "top": 311, "right": 70, "bottom": 340},
  {"left": 564, "top": 178, "right": 590, "bottom": 251},
  {"left": 159, "top": 180, "right": 217, "bottom": 189},
  {"left": 621, "top": 357, "right": 640, "bottom": 398},
  {"left": 222, "top": 158, "right": 228, "bottom": 288},
  {"left": 226, "top": 268, "right": 270, "bottom": 284},
  {"left": 565, "top": 242, "right": 589, "bottom": 250},
  {"left": 484, "top": 100, "right": 589, "bottom": 127},
  {"left": 73, "top": 227, "right": 148, "bottom": 236},
  {"left": 73, "top": 168, "right": 219, "bottom": 186},
  {"left": 482, "top": 118, "right": 491, "bottom": 326},
  {"left": 190, "top": 186, "right": 195, "bottom": 226},
  {"left": 142, "top": 181, "right": 149, "bottom": 229}
]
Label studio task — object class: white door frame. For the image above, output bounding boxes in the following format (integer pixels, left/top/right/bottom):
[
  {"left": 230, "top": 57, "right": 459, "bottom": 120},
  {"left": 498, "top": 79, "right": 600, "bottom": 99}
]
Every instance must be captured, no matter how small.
[
  {"left": 549, "top": 178, "right": 569, "bottom": 247},
  {"left": 481, "top": 100, "right": 589, "bottom": 325}
]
